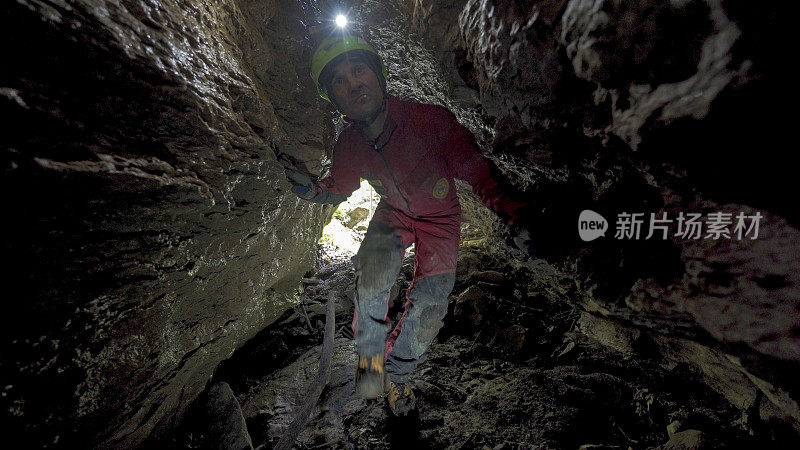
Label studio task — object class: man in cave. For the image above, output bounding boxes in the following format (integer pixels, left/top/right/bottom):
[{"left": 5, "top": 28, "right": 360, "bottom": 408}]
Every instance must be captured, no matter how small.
[{"left": 280, "top": 32, "right": 533, "bottom": 417}]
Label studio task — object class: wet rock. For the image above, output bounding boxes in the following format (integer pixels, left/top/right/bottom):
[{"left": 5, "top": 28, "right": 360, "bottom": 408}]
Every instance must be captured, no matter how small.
[
  {"left": 659, "top": 429, "right": 706, "bottom": 450},
  {"left": 5, "top": 0, "right": 799, "bottom": 446},
  {"left": 562, "top": 0, "right": 713, "bottom": 88},
  {"left": 578, "top": 312, "right": 641, "bottom": 358},
  {"left": 213, "top": 240, "right": 797, "bottom": 448},
  {"left": 453, "top": 285, "right": 491, "bottom": 327},
  {"left": 314, "top": 263, "right": 342, "bottom": 281},
  {"left": 206, "top": 382, "right": 253, "bottom": 450},
  {"left": 3, "top": 0, "right": 333, "bottom": 446},
  {"left": 406, "top": 2, "right": 799, "bottom": 436},
  {"left": 473, "top": 270, "right": 508, "bottom": 284},
  {"left": 489, "top": 324, "right": 528, "bottom": 355},
  {"left": 240, "top": 339, "right": 368, "bottom": 448},
  {"left": 667, "top": 419, "right": 683, "bottom": 437},
  {"left": 459, "top": 0, "right": 565, "bottom": 120},
  {"left": 345, "top": 207, "right": 370, "bottom": 229}
]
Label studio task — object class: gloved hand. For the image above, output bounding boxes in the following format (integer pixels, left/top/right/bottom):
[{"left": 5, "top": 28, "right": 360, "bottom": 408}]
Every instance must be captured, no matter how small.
[
  {"left": 278, "top": 153, "right": 317, "bottom": 200},
  {"left": 509, "top": 222, "right": 536, "bottom": 259}
]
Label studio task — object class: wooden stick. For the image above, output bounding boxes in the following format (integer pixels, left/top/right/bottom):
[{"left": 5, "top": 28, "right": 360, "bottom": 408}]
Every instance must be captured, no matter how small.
[{"left": 255, "top": 293, "right": 336, "bottom": 450}]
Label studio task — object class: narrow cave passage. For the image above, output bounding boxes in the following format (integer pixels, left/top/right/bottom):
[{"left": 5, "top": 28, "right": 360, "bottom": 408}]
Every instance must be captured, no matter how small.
[{"left": 2, "top": 0, "right": 799, "bottom": 449}]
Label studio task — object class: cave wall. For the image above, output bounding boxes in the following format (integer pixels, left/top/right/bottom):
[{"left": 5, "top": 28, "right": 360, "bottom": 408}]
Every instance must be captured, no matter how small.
[
  {"left": 401, "top": 0, "right": 797, "bottom": 360},
  {"left": 2, "top": 0, "right": 798, "bottom": 446},
  {"left": 1, "top": 0, "right": 335, "bottom": 447},
  {"left": 400, "top": 0, "right": 799, "bottom": 432}
]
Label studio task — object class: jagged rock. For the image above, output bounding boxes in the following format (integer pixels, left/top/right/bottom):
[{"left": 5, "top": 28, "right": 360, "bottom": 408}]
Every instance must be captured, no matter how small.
[
  {"left": 206, "top": 382, "right": 253, "bottom": 450},
  {"left": 2, "top": 0, "right": 334, "bottom": 447},
  {"left": 659, "top": 429, "right": 706, "bottom": 450},
  {"left": 404, "top": 0, "right": 798, "bottom": 427},
  {"left": 472, "top": 270, "right": 507, "bottom": 284},
  {"left": 578, "top": 311, "right": 641, "bottom": 358},
  {"left": 4, "top": 0, "right": 799, "bottom": 446},
  {"left": 454, "top": 285, "right": 490, "bottom": 327},
  {"left": 490, "top": 324, "right": 528, "bottom": 355},
  {"left": 345, "top": 207, "right": 370, "bottom": 229},
  {"left": 207, "top": 212, "right": 797, "bottom": 448},
  {"left": 458, "top": 0, "right": 565, "bottom": 121},
  {"left": 667, "top": 419, "right": 683, "bottom": 437},
  {"left": 240, "top": 339, "right": 363, "bottom": 448},
  {"left": 577, "top": 445, "right": 624, "bottom": 450}
]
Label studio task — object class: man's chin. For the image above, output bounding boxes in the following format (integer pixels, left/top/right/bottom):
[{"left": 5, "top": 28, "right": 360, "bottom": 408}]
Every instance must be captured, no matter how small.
[{"left": 344, "top": 103, "right": 381, "bottom": 122}]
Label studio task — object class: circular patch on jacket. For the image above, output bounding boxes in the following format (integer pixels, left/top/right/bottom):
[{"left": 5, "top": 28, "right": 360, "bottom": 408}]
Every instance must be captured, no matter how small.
[{"left": 432, "top": 177, "right": 449, "bottom": 199}]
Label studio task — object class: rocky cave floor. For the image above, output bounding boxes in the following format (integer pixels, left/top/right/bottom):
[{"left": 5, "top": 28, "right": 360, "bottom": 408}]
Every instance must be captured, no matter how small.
[{"left": 165, "top": 242, "right": 798, "bottom": 449}]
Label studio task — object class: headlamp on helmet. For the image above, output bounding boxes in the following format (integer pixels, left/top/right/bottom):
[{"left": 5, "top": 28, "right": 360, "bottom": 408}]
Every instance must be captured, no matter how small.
[{"left": 310, "top": 34, "right": 387, "bottom": 103}]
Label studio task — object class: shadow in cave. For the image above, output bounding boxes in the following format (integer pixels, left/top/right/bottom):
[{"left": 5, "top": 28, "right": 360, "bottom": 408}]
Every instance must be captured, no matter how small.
[{"left": 385, "top": 410, "right": 422, "bottom": 449}]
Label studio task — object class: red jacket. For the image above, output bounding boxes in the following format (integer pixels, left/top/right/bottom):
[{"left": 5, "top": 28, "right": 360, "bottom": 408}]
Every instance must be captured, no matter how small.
[{"left": 313, "top": 96, "right": 526, "bottom": 227}]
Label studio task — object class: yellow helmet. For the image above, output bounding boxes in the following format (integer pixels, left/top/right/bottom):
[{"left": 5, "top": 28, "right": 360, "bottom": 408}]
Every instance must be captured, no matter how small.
[{"left": 311, "top": 34, "right": 387, "bottom": 102}]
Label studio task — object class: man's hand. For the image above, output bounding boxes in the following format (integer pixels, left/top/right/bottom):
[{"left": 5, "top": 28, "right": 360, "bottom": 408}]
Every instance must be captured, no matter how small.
[
  {"left": 509, "top": 223, "right": 536, "bottom": 259},
  {"left": 278, "top": 153, "right": 317, "bottom": 200}
]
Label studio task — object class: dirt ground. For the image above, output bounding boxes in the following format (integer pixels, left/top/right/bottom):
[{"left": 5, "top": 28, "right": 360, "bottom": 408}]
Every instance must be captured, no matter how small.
[{"left": 169, "top": 241, "right": 799, "bottom": 449}]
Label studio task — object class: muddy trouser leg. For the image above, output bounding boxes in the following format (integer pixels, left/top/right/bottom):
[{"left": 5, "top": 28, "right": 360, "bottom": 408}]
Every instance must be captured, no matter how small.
[
  {"left": 351, "top": 221, "right": 405, "bottom": 357},
  {"left": 384, "top": 271, "right": 456, "bottom": 384}
]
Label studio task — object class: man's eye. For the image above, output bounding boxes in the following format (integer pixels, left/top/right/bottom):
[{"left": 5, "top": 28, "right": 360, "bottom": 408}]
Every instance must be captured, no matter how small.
[
  {"left": 333, "top": 77, "right": 343, "bottom": 86},
  {"left": 354, "top": 65, "right": 363, "bottom": 75}
]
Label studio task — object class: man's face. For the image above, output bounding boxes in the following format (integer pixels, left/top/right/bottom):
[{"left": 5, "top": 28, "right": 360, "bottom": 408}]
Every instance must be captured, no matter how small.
[{"left": 329, "top": 57, "right": 383, "bottom": 121}]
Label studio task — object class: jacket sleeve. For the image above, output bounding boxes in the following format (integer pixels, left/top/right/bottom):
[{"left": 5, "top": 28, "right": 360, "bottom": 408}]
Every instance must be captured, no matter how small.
[
  {"left": 308, "top": 131, "right": 361, "bottom": 205},
  {"left": 440, "top": 108, "right": 528, "bottom": 227}
]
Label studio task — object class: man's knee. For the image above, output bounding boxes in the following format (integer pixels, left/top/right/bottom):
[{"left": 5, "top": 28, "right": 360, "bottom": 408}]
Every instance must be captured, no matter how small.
[
  {"left": 409, "top": 272, "right": 456, "bottom": 307},
  {"left": 416, "top": 302, "right": 447, "bottom": 338},
  {"left": 352, "top": 221, "right": 404, "bottom": 300}
]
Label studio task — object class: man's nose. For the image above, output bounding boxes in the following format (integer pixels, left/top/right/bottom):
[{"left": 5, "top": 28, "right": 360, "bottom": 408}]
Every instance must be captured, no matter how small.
[{"left": 347, "top": 74, "right": 365, "bottom": 94}]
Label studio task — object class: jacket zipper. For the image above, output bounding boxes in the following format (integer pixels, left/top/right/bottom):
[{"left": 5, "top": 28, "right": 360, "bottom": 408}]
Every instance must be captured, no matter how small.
[{"left": 376, "top": 146, "right": 413, "bottom": 215}]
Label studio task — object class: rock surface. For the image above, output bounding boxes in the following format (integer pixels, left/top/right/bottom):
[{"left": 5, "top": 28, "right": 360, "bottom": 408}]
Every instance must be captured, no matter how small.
[
  {"left": 176, "top": 239, "right": 799, "bottom": 448},
  {"left": 206, "top": 382, "right": 252, "bottom": 450},
  {"left": 2, "top": 0, "right": 336, "bottom": 447},
  {"left": 401, "top": 0, "right": 798, "bottom": 405},
  {"left": 3, "top": 0, "right": 798, "bottom": 447}
]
